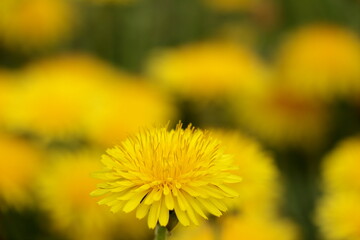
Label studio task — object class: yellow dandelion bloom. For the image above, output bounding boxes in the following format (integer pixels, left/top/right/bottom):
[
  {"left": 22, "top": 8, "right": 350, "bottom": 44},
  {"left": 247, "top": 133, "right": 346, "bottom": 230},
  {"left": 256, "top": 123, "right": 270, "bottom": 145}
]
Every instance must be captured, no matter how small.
[
  {"left": 85, "top": 80, "right": 176, "bottom": 147},
  {"left": 0, "top": 134, "right": 41, "bottom": 208},
  {"left": 211, "top": 130, "right": 280, "bottom": 213},
  {"left": 3, "top": 54, "right": 120, "bottom": 139},
  {"left": 37, "top": 152, "right": 151, "bottom": 240},
  {"left": 235, "top": 83, "right": 329, "bottom": 149},
  {"left": 146, "top": 41, "right": 268, "bottom": 99},
  {"left": 315, "top": 192, "right": 360, "bottom": 240},
  {"left": 322, "top": 137, "right": 360, "bottom": 193},
  {"left": 91, "top": 123, "right": 242, "bottom": 229},
  {"left": 172, "top": 215, "right": 299, "bottom": 240},
  {"left": 0, "top": 0, "right": 74, "bottom": 50},
  {"left": 276, "top": 24, "right": 360, "bottom": 100}
]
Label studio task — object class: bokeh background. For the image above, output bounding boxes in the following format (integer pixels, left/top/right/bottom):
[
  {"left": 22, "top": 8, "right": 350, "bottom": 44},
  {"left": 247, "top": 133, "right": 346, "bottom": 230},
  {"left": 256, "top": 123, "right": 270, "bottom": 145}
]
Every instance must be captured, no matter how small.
[{"left": 1, "top": 0, "right": 360, "bottom": 240}]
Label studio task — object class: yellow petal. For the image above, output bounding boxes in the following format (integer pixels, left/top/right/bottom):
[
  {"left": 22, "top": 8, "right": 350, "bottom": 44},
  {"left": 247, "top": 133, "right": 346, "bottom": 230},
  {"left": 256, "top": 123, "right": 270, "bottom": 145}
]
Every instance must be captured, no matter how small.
[
  {"left": 117, "top": 188, "right": 137, "bottom": 200},
  {"left": 110, "top": 201, "right": 126, "bottom": 213},
  {"left": 165, "top": 192, "right": 174, "bottom": 210},
  {"left": 123, "top": 190, "right": 148, "bottom": 213},
  {"left": 202, "top": 185, "right": 229, "bottom": 198},
  {"left": 208, "top": 198, "right": 228, "bottom": 212},
  {"left": 163, "top": 184, "right": 170, "bottom": 195},
  {"left": 148, "top": 200, "right": 161, "bottom": 229},
  {"left": 135, "top": 184, "right": 151, "bottom": 192},
  {"left": 186, "top": 205, "right": 199, "bottom": 225},
  {"left": 153, "top": 189, "right": 162, "bottom": 201},
  {"left": 217, "top": 184, "right": 239, "bottom": 197},
  {"left": 144, "top": 188, "right": 158, "bottom": 205},
  {"left": 90, "top": 189, "right": 109, "bottom": 197},
  {"left": 172, "top": 187, "right": 179, "bottom": 197},
  {"left": 177, "top": 190, "right": 189, "bottom": 211},
  {"left": 181, "top": 185, "right": 201, "bottom": 197},
  {"left": 223, "top": 174, "right": 243, "bottom": 183},
  {"left": 97, "top": 194, "right": 119, "bottom": 205},
  {"left": 197, "top": 198, "right": 222, "bottom": 217},
  {"left": 174, "top": 200, "right": 190, "bottom": 226},
  {"left": 183, "top": 192, "right": 208, "bottom": 219},
  {"left": 136, "top": 202, "right": 150, "bottom": 219},
  {"left": 159, "top": 198, "right": 169, "bottom": 226}
]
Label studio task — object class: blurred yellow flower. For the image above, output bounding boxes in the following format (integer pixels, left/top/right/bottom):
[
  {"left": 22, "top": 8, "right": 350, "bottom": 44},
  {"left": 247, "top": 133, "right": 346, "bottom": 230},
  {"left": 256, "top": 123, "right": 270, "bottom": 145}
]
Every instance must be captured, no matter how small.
[
  {"left": 172, "top": 215, "right": 299, "bottom": 240},
  {"left": 85, "top": 79, "right": 176, "bottom": 147},
  {"left": 276, "top": 24, "right": 360, "bottom": 100},
  {"left": 322, "top": 137, "right": 360, "bottom": 193},
  {"left": 211, "top": 130, "right": 280, "bottom": 213},
  {"left": 0, "top": 0, "right": 74, "bottom": 50},
  {"left": 146, "top": 41, "right": 268, "bottom": 100},
  {"left": 3, "top": 54, "right": 120, "bottom": 140},
  {"left": 316, "top": 137, "right": 360, "bottom": 240},
  {"left": 0, "top": 134, "right": 41, "bottom": 209},
  {"left": 316, "top": 192, "right": 360, "bottom": 240},
  {"left": 91, "top": 123, "right": 242, "bottom": 229},
  {"left": 37, "top": 152, "right": 150, "bottom": 240},
  {"left": 235, "top": 84, "right": 329, "bottom": 149}
]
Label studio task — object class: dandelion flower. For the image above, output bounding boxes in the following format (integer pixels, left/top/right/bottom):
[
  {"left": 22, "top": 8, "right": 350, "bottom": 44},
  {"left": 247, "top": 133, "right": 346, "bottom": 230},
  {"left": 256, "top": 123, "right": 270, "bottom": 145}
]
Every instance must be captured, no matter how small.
[
  {"left": 276, "top": 24, "right": 360, "bottom": 100},
  {"left": 0, "top": 134, "right": 41, "bottom": 208},
  {"left": 315, "top": 192, "right": 360, "bottom": 240},
  {"left": 4, "top": 54, "right": 120, "bottom": 140},
  {"left": 0, "top": 0, "right": 74, "bottom": 50},
  {"left": 322, "top": 137, "right": 360, "bottom": 193},
  {"left": 316, "top": 137, "right": 360, "bottom": 240},
  {"left": 91, "top": 123, "right": 242, "bottom": 229},
  {"left": 146, "top": 41, "right": 268, "bottom": 100}
]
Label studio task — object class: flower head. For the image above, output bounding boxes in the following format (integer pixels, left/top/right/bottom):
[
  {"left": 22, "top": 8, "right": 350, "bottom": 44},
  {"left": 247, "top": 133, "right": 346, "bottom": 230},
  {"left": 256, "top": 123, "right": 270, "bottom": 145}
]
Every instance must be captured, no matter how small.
[
  {"left": 146, "top": 41, "right": 268, "bottom": 100},
  {"left": 92, "top": 123, "right": 241, "bottom": 229},
  {"left": 276, "top": 24, "right": 360, "bottom": 100},
  {"left": 0, "top": 0, "right": 74, "bottom": 50},
  {"left": 322, "top": 137, "right": 360, "bottom": 193},
  {"left": 3, "top": 54, "right": 121, "bottom": 139},
  {"left": 315, "top": 192, "right": 360, "bottom": 240},
  {"left": 315, "top": 137, "right": 360, "bottom": 240}
]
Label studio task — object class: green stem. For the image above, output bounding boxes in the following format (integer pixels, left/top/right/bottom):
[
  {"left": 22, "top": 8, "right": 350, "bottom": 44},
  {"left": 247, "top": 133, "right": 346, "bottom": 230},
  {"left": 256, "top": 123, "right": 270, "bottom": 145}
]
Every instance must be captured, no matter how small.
[{"left": 154, "top": 224, "right": 168, "bottom": 240}]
